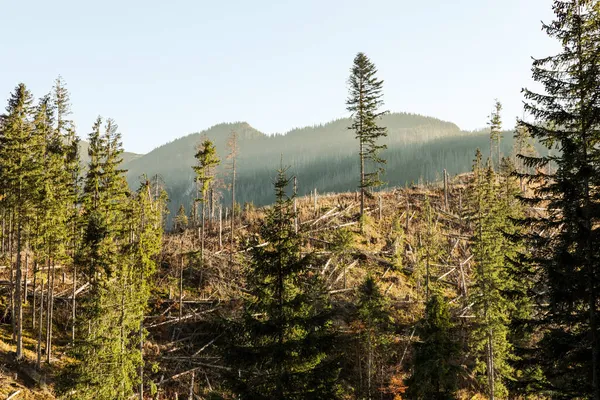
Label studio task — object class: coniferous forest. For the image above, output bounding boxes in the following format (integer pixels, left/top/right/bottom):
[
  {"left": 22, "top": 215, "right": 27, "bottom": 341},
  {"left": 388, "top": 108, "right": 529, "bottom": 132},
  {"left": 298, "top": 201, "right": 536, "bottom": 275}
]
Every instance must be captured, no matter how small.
[{"left": 1, "top": 1, "right": 600, "bottom": 399}]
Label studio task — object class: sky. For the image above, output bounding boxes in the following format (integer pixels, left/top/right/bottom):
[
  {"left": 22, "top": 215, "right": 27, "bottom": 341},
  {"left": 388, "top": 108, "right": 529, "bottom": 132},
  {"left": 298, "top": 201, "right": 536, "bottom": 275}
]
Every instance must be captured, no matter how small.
[{"left": 1, "top": 0, "right": 557, "bottom": 154}]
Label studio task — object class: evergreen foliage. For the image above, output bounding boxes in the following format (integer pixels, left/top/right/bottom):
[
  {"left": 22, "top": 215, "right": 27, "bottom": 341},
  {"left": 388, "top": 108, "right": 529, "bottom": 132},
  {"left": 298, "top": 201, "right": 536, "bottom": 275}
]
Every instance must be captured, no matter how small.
[
  {"left": 516, "top": 1, "right": 600, "bottom": 398},
  {"left": 221, "top": 167, "right": 341, "bottom": 399},
  {"left": 406, "top": 292, "right": 459, "bottom": 400},
  {"left": 346, "top": 52, "right": 388, "bottom": 223}
]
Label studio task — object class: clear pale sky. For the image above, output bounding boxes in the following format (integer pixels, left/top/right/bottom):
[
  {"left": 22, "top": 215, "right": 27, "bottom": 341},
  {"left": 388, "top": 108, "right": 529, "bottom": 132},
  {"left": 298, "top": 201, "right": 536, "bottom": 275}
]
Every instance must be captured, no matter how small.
[{"left": 1, "top": 0, "right": 556, "bottom": 154}]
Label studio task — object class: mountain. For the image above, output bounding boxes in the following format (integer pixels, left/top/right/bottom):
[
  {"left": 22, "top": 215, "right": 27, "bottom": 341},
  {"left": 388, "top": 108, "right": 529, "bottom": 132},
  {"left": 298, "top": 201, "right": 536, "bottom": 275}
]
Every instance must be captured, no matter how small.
[{"left": 118, "top": 112, "right": 514, "bottom": 224}]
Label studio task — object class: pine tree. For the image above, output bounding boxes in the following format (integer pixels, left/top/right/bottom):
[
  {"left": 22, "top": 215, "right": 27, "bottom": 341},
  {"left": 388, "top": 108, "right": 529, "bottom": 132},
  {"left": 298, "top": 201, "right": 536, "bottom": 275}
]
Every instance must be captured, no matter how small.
[
  {"left": 516, "top": 2, "right": 600, "bottom": 398},
  {"left": 406, "top": 292, "right": 459, "bottom": 400},
  {"left": 346, "top": 52, "right": 388, "bottom": 228},
  {"left": 222, "top": 167, "right": 341, "bottom": 399}
]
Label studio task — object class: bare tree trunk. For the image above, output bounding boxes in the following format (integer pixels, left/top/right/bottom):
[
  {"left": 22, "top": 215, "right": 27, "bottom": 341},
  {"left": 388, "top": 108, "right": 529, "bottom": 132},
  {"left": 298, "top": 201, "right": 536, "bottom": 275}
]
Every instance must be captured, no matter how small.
[
  {"left": 24, "top": 251, "right": 28, "bottom": 303},
  {"left": 46, "top": 259, "right": 55, "bottom": 364},
  {"left": 201, "top": 202, "right": 205, "bottom": 263},
  {"left": 9, "top": 212, "right": 15, "bottom": 341},
  {"left": 360, "top": 139, "right": 365, "bottom": 230},
  {"left": 72, "top": 265, "right": 76, "bottom": 346},
  {"left": 36, "top": 268, "right": 45, "bottom": 370},
  {"left": 188, "top": 371, "right": 195, "bottom": 400},
  {"left": 179, "top": 247, "right": 184, "bottom": 321},
  {"left": 15, "top": 214, "right": 23, "bottom": 360},
  {"left": 32, "top": 262, "right": 37, "bottom": 330},
  {"left": 230, "top": 155, "right": 236, "bottom": 264},
  {"left": 219, "top": 206, "right": 222, "bottom": 250},
  {"left": 293, "top": 177, "right": 298, "bottom": 233}
]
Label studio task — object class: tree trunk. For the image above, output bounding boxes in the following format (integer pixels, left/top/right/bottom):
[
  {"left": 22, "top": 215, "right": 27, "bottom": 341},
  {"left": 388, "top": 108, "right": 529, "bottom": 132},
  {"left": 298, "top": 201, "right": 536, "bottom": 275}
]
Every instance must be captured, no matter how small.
[
  {"left": 72, "top": 265, "right": 76, "bottom": 346},
  {"left": 46, "top": 259, "right": 55, "bottom": 364},
  {"left": 15, "top": 214, "right": 23, "bottom": 360},
  {"left": 230, "top": 156, "right": 236, "bottom": 264},
  {"left": 36, "top": 269, "right": 45, "bottom": 370}
]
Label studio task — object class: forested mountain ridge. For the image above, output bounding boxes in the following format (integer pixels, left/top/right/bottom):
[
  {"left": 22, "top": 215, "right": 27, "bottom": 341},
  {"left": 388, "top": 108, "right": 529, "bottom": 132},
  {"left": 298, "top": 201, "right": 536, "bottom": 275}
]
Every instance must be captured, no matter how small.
[{"left": 120, "top": 112, "right": 506, "bottom": 220}]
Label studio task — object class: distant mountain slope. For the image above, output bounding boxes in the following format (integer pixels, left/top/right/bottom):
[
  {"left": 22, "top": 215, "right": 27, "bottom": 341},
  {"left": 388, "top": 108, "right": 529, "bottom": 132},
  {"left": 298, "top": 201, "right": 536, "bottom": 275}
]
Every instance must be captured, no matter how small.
[
  {"left": 79, "top": 140, "right": 142, "bottom": 166},
  {"left": 119, "top": 113, "right": 511, "bottom": 223}
]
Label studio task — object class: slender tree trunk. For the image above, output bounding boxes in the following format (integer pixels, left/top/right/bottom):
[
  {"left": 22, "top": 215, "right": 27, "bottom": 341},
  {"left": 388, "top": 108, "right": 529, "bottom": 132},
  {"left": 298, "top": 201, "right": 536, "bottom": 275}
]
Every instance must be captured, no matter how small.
[
  {"left": 9, "top": 212, "right": 15, "bottom": 341},
  {"left": 24, "top": 250, "right": 28, "bottom": 303},
  {"left": 15, "top": 212, "right": 23, "bottom": 360},
  {"left": 487, "top": 330, "right": 495, "bottom": 400},
  {"left": 36, "top": 268, "right": 45, "bottom": 369},
  {"left": 201, "top": 201, "right": 205, "bottom": 263},
  {"left": 46, "top": 259, "right": 55, "bottom": 364},
  {"left": 32, "top": 261, "right": 37, "bottom": 330},
  {"left": 72, "top": 265, "right": 76, "bottom": 346},
  {"left": 360, "top": 139, "right": 365, "bottom": 230},
  {"left": 293, "top": 177, "right": 298, "bottom": 233},
  {"left": 179, "top": 246, "right": 184, "bottom": 321},
  {"left": 230, "top": 157, "right": 236, "bottom": 264},
  {"left": 219, "top": 207, "right": 222, "bottom": 250}
]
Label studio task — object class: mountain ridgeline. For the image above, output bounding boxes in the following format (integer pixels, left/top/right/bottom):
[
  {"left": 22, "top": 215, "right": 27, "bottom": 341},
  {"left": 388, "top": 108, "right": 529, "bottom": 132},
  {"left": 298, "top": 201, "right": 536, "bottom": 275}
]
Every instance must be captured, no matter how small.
[{"left": 119, "top": 112, "right": 516, "bottom": 222}]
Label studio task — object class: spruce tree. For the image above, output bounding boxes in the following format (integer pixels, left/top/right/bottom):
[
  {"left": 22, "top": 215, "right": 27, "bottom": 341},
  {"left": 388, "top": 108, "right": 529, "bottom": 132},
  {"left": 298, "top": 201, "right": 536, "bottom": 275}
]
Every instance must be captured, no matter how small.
[
  {"left": 346, "top": 52, "right": 388, "bottom": 227},
  {"left": 406, "top": 292, "right": 459, "bottom": 400},
  {"left": 222, "top": 167, "right": 341, "bottom": 400},
  {"left": 469, "top": 154, "right": 514, "bottom": 399},
  {"left": 192, "top": 139, "right": 220, "bottom": 259},
  {"left": 488, "top": 100, "right": 503, "bottom": 172},
  {"left": 516, "top": 1, "right": 600, "bottom": 398},
  {"left": 0, "top": 83, "right": 40, "bottom": 360},
  {"left": 353, "top": 276, "right": 393, "bottom": 400},
  {"left": 66, "top": 117, "right": 140, "bottom": 400}
]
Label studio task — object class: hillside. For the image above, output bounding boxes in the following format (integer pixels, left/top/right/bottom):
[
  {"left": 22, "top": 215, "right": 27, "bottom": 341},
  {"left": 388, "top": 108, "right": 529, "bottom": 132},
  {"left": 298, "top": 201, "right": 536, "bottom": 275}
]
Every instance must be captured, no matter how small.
[
  {"left": 121, "top": 113, "right": 509, "bottom": 222},
  {"left": 0, "top": 177, "right": 499, "bottom": 399}
]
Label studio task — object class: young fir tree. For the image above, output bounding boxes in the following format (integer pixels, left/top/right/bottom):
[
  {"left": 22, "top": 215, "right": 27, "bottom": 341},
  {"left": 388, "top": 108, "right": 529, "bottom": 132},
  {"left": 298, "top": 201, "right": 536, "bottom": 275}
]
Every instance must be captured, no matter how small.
[
  {"left": 222, "top": 167, "right": 341, "bottom": 400},
  {"left": 346, "top": 52, "right": 388, "bottom": 228},
  {"left": 416, "top": 196, "right": 445, "bottom": 303},
  {"left": 516, "top": 1, "right": 600, "bottom": 397},
  {"left": 129, "top": 178, "right": 166, "bottom": 400},
  {"left": 488, "top": 100, "right": 503, "bottom": 172},
  {"left": 352, "top": 275, "right": 393, "bottom": 400},
  {"left": 173, "top": 204, "right": 188, "bottom": 233},
  {"left": 469, "top": 153, "right": 514, "bottom": 399},
  {"left": 192, "top": 138, "right": 220, "bottom": 260},
  {"left": 406, "top": 292, "right": 459, "bottom": 400},
  {"left": 512, "top": 120, "right": 536, "bottom": 191}
]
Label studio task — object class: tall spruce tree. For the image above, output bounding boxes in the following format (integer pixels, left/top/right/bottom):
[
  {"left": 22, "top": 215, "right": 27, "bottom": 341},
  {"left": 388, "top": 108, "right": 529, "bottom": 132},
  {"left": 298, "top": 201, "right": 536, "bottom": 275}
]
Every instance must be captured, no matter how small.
[
  {"left": 488, "top": 100, "right": 503, "bottom": 172},
  {"left": 346, "top": 52, "right": 388, "bottom": 228},
  {"left": 222, "top": 167, "right": 341, "bottom": 400},
  {"left": 469, "top": 154, "right": 514, "bottom": 399},
  {"left": 66, "top": 117, "right": 140, "bottom": 400},
  {"left": 517, "top": 1, "right": 600, "bottom": 398},
  {"left": 192, "top": 139, "right": 220, "bottom": 260},
  {"left": 0, "top": 83, "right": 40, "bottom": 360}
]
